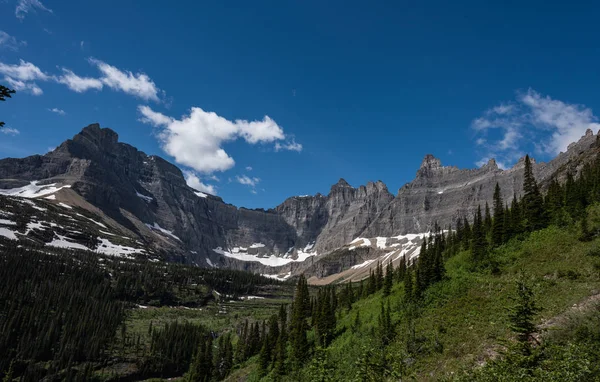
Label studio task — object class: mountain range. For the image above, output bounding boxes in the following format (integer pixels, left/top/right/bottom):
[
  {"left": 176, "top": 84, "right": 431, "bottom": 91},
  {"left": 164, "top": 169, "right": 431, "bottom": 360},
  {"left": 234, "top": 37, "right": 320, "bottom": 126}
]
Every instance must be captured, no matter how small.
[{"left": 0, "top": 123, "right": 598, "bottom": 283}]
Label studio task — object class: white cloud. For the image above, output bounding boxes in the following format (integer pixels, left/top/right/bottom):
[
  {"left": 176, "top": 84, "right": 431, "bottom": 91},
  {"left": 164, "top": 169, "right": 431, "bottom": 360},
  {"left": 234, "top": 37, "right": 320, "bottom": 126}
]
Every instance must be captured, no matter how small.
[
  {"left": 0, "top": 31, "right": 26, "bottom": 51},
  {"left": 4, "top": 76, "right": 43, "bottom": 95},
  {"left": 245, "top": 166, "right": 253, "bottom": 171},
  {"left": 472, "top": 89, "right": 600, "bottom": 167},
  {"left": 0, "top": 59, "right": 49, "bottom": 81},
  {"left": 15, "top": 0, "right": 52, "bottom": 20},
  {"left": 274, "top": 139, "right": 303, "bottom": 152},
  {"left": 57, "top": 69, "right": 103, "bottom": 92},
  {"left": 89, "top": 58, "right": 161, "bottom": 101},
  {"left": 0, "top": 58, "right": 163, "bottom": 101},
  {"left": 236, "top": 175, "right": 260, "bottom": 187},
  {"left": 138, "top": 105, "right": 173, "bottom": 126},
  {"left": 519, "top": 89, "right": 600, "bottom": 154},
  {"left": 183, "top": 170, "right": 217, "bottom": 195},
  {"left": 0, "top": 127, "right": 20, "bottom": 136},
  {"left": 48, "top": 108, "right": 65, "bottom": 115},
  {"left": 138, "top": 105, "right": 295, "bottom": 173}
]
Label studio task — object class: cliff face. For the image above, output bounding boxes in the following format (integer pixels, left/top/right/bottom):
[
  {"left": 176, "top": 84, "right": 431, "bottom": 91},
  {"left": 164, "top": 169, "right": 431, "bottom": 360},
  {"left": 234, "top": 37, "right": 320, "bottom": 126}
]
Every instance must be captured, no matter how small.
[{"left": 1, "top": 124, "right": 598, "bottom": 278}]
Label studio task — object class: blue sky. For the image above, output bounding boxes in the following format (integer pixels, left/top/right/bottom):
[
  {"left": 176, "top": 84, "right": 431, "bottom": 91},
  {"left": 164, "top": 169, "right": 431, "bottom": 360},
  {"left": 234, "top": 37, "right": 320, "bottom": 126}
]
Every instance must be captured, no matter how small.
[{"left": 1, "top": 0, "right": 600, "bottom": 208}]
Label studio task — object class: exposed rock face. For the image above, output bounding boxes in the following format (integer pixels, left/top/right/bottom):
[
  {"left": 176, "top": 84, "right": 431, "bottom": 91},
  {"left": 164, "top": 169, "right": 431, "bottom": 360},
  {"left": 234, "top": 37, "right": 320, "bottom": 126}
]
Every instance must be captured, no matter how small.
[{"left": 1, "top": 124, "right": 599, "bottom": 279}]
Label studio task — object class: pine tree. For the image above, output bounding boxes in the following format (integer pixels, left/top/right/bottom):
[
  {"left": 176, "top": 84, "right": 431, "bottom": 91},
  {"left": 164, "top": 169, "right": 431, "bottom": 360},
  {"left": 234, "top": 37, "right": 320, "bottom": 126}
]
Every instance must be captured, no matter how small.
[
  {"left": 290, "top": 275, "right": 310, "bottom": 367},
  {"left": 375, "top": 262, "right": 384, "bottom": 290},
  {"left": 491, "top": 183, "right": 505, "bottom": 247},
  {"left": 395, "top": 256, "right": 406, "bottom": 283},
  {"left": 484, "top": 201, "right": 492, "bottom": 234},
  {"left": 471, "top": 205, "right": 488, "bottom": 264},
  {"left": 0, "top": 85, "right": 16, "bottom": 128},
  {"left": 383, "top": 260, "right": 393, "bottom": 297},
  {"left": 258, "top": 335, "right": 270, "bottom": 377},
  {"left": 507, "top": 275, "right": 540, "bottom": 357},
  {"left": 404, "top": 268, "right": 413, "bottom": 302},
  {"left": 522, "top": 155, "right": 545, "bottom": 231}
]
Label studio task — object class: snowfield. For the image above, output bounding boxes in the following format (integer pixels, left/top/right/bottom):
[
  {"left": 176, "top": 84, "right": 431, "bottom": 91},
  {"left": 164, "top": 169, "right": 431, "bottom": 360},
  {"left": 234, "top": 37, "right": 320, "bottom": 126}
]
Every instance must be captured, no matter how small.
[
  {"left": 0, "top": 181, "right": 71, "bottom": 198},
  {"left": 145, "top": 222, "right": 181, "bottom": 241},
  {"left": 213, "top": 246, "right": 317, "bottom": 267}
]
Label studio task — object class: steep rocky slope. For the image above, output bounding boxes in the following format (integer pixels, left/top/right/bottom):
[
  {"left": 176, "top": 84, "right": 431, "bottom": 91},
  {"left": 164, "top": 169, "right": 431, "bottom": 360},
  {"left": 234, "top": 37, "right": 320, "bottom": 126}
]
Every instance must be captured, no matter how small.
[{"left": 1, "top": 124, "right": 598, "bottom": 282}]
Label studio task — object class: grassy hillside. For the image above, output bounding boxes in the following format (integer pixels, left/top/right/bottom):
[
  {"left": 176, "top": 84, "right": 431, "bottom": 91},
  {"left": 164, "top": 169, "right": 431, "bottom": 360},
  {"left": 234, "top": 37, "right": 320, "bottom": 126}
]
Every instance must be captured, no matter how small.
[{"left": 229, "top": 223, "right": 600, "bottom": 381}]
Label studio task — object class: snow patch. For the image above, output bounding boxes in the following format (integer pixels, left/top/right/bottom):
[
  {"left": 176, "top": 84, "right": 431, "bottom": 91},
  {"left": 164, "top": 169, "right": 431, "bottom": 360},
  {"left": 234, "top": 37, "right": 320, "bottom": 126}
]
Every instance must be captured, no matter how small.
[
  {"left": 0, "top": 181, "right": 71, "bottom": 198},
  {"left": 136, "top": 190, "right": 154, "bottom": 202},
  {"left": 304, "top": 241, "right": 315, "bottom": 252},
  {"left": 376, "top": 237, "right": 387, "bottom": 249},
  {"left": 261, "top": 272, "right": 292, "bottom": 281},
  {"left": 214, "top": 246, "right": 317, "bottom": 267},
  {"left": 249, "top": 243, "right": 266, "bottom": 249},
  {"left": 206, "top": 258, "right": 216, "bottom": 268},
  {"left": 20, "top": 200, "right": 47, "bottom": 211},
  {"left": 0, "top": 219, "right": 16, "bottom": 226},
  {"left": 45, "top": 195, "right": 56, "bottom": 200},
  {"left": 145, "top": 222, "right": 181, "bottom": 241},
  {"left": 351, "top": 259, "right": 375, "bottom": 270},
  {"left": 95, "top": 238, "right": 144, "bottom": 257},
  {"left": 58, "top": 202, "right": 72, "bottom": 209},
  {"left": 0, "top": 227, "right": 17, "bottom": 240},
  {"left": 195, "top": 191, "right": 208, "bottom": 198},
  {"left": 46, "top": 234, "right": 89, "bottom": 251},
  {"left": 76, "top": 213, "right": 108, "bottom": 229}
]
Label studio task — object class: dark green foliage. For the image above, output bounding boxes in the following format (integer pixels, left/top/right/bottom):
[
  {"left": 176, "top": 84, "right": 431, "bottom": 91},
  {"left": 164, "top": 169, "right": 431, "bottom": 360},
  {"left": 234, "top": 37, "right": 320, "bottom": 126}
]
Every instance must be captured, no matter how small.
[
  {"left": 492, "top": 183, "right": 505, "bottom": 247},
  {"left": 404, "top": 268, "right": 414, "bottom": 302},
  {"left": 484, "top": 201, "right": 492, "bottom": 233},
  {"left": 507, "top": 275, "right": 540, "bottom": 357},
  {"left": 213, "top": 334, "right": 233, "bottom": 380},
  {"left": 0, "top": 84, "right": 16, "bottom": 128},
  {"left": 186, "top": 334, "right": 213, "bottom": 382},
  {"left": 290, "top": 275, "right": 311, "bottom": 366},
  {"left": 523, "top": 155, "right": 546, "bottom": 231},
  {"left": 383, "top": 260, "right": 393, "bottom": 297},
  {"left": 378, "top": 301, "right": 394, "bottom": 346},
  {"left": 471, "top": 205, "right": 488, "bottom": 264},
  {"left": 0, "top": 248, "right": 123, "bottom": 379},
  {"left": 147, "top": 320, "right": 206, "bottom": 375}
]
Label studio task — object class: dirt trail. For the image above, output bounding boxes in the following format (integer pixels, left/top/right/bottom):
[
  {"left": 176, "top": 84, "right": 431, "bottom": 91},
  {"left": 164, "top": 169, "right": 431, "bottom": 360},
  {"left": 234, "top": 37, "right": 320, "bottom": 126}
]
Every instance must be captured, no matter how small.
[{"left": 538, "top": 290, "right": 600, "bottom": 333}]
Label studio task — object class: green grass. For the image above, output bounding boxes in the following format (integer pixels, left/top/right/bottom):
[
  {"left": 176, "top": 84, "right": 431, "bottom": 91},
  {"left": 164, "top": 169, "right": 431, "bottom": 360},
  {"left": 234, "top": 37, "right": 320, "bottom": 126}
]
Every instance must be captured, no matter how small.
[{"left": 268, "top": 225, "right": 600, "bottom": 381}]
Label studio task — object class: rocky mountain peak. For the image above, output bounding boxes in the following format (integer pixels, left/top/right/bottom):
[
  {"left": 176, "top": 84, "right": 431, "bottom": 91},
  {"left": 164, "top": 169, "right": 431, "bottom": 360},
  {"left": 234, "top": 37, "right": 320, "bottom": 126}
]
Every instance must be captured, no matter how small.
[
  {"left": 417, "top": 154, "right": 443, "bottom": 177},
  {"left": 420, "top": 154, "right": 441, "bottom": 168},
  {"left": 330, "top": 178, "right": 352, "bottom": 193},
  {"left": 75, "top": 124, "right": 119, "bottom": 147},
  {"left": 481, "top": 158, "right": 499, "bottom": 170}
]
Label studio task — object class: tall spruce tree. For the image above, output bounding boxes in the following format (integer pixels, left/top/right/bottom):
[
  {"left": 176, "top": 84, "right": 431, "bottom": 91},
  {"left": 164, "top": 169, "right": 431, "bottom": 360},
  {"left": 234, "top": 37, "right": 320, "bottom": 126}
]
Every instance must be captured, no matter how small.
[
  {"left": 471, "top": 205, "right": 488, "bottom": 264},
  {"left": 383, "top": 260, "right": 393, "bottom": 297},
  {"left": 522, "top": 155, "right": 545, "bottom": 231},
  {"left": 484, "top": 202, "right": 492, "bottom": 234},
  {"left": 290, "top": 275, "right": 310, "bottom": 366},
  {"left": 491, "top": 183, "right": 505, "bottom": 247}
]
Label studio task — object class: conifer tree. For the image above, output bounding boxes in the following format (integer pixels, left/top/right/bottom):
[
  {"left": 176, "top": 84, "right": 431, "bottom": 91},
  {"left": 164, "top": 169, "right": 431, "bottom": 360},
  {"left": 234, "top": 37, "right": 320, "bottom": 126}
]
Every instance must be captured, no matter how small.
[
  {"left": 258, "top": 335, "right": 270, "bottom": 377},
  {"left": 522, "top": 155, "right": 545, "bottom": 231},
  {"left": 507, "top": 275, "right": 540, "bottom": 357},
  {"left": 383, "top": 260, "right": 393, "bottom": 297},
  {"left": 492, "top": 182, "right": 505, "bottom": 247},
  {"left": 375, "top": 262, "right": 384, "bottom": 290},
  {"left": 290, "top": 275, "right": 310, "bottom": 366},
  {"left": 404, "top": 268, "right": 413, "bottom": 302},
  {"left": 396, "top": 256, "right": 407, "bottom": 283},
  {"left": 484, "top": 201, "right": 492, "bottom": 234},
  {"left": 471, "top": 205, "right": 488, "bottom": 264}
]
